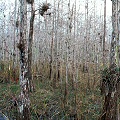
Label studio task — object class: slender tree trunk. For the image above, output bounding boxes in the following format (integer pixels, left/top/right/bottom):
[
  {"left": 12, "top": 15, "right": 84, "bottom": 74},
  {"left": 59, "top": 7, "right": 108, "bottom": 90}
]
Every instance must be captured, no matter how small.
[
  {"left": 13, "top": 0, "right": 17, "bottom": 83},
  {"left": 64, "top": 0, "right": 73, "bottom": 108},
  {"left": 49, "top": 13, "right": 54, "bottom": 80},
  {"left": 56, "top": 2, "right": 61, "bottom": 82},
  {"left": 100, "top": 0, "right": 119, "bottom": 119},
  {"left": 103, "top": 0, "right": 106, "bottom": 66},
  {"left": 28, "top": 2, "right": 35, "bottom": 92},
  {"left": 18, "top": 0, "right": 30, "bottom": 119},
  {"left": 49, "top": 37, "right": 54, "bottom": 80}
]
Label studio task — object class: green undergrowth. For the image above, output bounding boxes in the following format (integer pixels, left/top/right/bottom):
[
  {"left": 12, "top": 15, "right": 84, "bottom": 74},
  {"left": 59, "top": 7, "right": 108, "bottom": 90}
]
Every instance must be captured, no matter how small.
[
  {"left": 29, "top": 78, "right": 103, "bottom": 120},
  {"left": 0, "top": 76, "right": 103, "bottom": 120}
]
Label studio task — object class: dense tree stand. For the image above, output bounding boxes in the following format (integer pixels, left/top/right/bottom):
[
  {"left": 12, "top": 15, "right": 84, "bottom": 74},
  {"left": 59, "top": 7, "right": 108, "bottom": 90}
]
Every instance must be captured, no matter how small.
[{"left": 0, "top": 0, "right": 120, "bottom": 119}]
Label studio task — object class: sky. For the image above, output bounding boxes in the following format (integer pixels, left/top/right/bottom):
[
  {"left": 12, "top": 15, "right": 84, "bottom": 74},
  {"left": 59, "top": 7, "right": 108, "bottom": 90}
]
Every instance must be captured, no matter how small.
[
  {"left": 0, "top": 0, "right": 112, "bottom": 16},
  {"left": 106, "top": 0, "right": 112, "bottom": 16},
  {"left": 0, "top": 0, "right": 112, "bottom": 24}
]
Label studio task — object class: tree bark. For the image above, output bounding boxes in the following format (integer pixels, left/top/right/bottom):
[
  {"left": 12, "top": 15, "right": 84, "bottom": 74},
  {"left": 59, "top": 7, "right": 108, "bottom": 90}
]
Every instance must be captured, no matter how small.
[
  {"left": 100, "top": 92, "right": 118, "bottom": 120},
  {"left": 18, "top": 0, "right": 30, "bottom": 119},
  {"left": 28, "top": 2, "right": 35, "bottom": 92},
  {"left": 100, "top": 0, "right": 119, "bottom": 119},
  {"left": 103, "top": 0, "right": 106, "bottom": 66}
]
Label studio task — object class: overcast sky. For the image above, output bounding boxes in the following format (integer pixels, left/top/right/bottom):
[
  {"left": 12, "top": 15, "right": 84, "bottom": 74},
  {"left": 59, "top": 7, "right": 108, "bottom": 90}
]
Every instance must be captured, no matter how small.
[
  {"left": 0, "top": 0, "right": 112, "bottom": 22},
  {"left": 106, "top": 0, "right": 112, "bottom": 16},
  {"left": 0, "top": 0, "right": 112, "bottom": 14}
]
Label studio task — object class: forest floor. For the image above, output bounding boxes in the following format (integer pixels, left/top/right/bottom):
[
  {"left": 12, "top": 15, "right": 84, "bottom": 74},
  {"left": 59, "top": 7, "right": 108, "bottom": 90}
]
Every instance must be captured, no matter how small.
[{"left": 0, "top": 73, "right": 103, "bottom": 120}]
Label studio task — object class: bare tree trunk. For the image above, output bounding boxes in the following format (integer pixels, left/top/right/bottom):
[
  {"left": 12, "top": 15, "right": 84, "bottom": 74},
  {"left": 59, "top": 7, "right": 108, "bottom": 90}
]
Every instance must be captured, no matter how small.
[
  {"left": 49, "top": 36, "right": 54, "bottom": 80},
  {"left": 103, "top": 0, "right": 106, "bottom": 66},
  {"left": 64, "top": 1, "right": 70, "bottom": 108},
  {"left": 28, "top": 2, "right": 35, "bottom": 92},
  {"left": 100, "top": 0, "right": 119, "bottom": 119},
  {"left": 18, "top": 0, "right": 30, "bottom": 119},
  {"left": 13, "top": 0, "right": 17, "bottom": 83},
  {"left": 64, "top": 0, "right": 73, "bottom": 108},
  {"left": 49, "top": 11, "right": 54, "bottom": 80},
  {"left": 56, "top": 2, "right": 61, "bottom": 83},
  {"left": 84, "top": 0, "right": 90, "bottom": 89},
  {"left": 100, "top": 92, "right": 118, "bottom": 120}
]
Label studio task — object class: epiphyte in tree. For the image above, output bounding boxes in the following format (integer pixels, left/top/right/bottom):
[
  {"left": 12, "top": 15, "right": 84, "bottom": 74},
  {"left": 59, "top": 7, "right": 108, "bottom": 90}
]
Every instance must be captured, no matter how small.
[
  {"left": 26, "top": 0, "right": 34, "bottom": 4},
  {"left": 17, "top": 43, "right": 25, "bottom": 51},
  {"left": 39, "top": 3, "right": 51, "bottom": 16},
  {"left": 16, "top": 20, "right": 19, "bottom": 28},
  {"left": 17, "top": 43, "right": 25, "bottom": 63}
]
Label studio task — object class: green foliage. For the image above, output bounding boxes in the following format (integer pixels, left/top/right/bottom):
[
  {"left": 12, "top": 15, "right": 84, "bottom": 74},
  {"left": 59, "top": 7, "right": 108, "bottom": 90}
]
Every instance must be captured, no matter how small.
[
  {"left": 0, "top": 62, "right": 4, "bottom": 71},
  {"left": 0, "top": 62, "right": 104, "bottom": 120},
  {"left": 0, "top": 61, "right": 19, "bottom": 83},
  {"left": 101, "top": 65, "right": 120, "bottom": 94},
  {"left": 10, "top": 85, "right": 20, "bottom": 93}
]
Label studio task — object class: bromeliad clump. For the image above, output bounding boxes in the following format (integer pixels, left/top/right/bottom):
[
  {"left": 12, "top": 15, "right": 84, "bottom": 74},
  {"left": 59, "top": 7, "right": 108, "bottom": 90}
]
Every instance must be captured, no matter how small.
[
  {"left": 16, "top": 20, "right": 19, "bottom": 28},
  {"left": 39, "top": 3, "right": 51, "bottom": 16},
  {"left": 26, "top": 0, "right": 34, "bottom": 4},
  {"left": 17, "top": 42, "right": 26, "bottom": 63}
]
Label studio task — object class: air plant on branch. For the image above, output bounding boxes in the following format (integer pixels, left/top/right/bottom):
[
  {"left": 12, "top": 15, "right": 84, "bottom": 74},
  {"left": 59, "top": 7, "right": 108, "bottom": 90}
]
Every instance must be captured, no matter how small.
[
  {"left": 39, "top": 3, "right": 51, "bottom": 16},
  {"left": 17, "top": 43, "right": 25, "bottom": 63},
  {"left": 26, "top": 0, "right": 34, "bottom": 4},
  {"left": 16, "top": 20, "right": 19, "bottom": 28}
]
